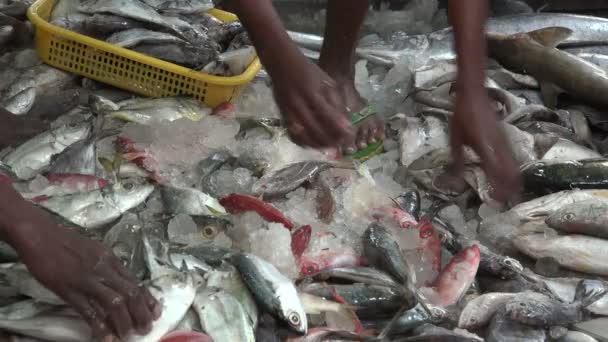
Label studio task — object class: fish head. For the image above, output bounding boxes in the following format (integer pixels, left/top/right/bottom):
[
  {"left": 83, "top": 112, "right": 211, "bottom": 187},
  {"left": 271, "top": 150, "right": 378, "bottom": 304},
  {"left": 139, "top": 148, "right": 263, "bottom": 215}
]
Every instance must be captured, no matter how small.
[
  {"left": 546, "top": 209, "right": 577, "bottom": 229},
  {"left": 299, "top": 257, "right": 320, "bottom": 276},
  {"left": 277, "top": 289, "right": 308, "bottom": 335},
  {"left": 449, "top": 245, "right": 481, "bottom": 276}
]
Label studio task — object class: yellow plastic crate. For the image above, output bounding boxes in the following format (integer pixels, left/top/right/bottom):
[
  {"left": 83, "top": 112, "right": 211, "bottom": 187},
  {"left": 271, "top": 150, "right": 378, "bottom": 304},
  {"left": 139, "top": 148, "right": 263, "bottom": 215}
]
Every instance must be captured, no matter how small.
[{"left": 26, "top": 0, "right": 262, "bottom": 108}]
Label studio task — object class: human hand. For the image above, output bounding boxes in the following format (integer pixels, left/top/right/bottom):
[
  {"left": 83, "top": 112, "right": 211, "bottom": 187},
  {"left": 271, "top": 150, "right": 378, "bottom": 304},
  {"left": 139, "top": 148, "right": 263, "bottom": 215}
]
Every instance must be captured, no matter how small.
[
  {"left": 450, "top": 86, "right": 521, "bottom": 203},
  {"left": 12, "top": 209, "right": 160, "bottom": 341},
  {"left": 271, "top": 57, "right": 354, "bottom": 149},
  {"left": 0, "top": 108, "right": 47, "bottom": 149}
]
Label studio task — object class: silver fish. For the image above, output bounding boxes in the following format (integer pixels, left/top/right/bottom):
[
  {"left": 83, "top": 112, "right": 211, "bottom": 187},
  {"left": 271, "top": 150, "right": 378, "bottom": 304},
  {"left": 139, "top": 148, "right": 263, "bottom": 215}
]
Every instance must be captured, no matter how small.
[
  {"left": 515, "top": 232, "right": 608, "bottom": 276},
  {"left": 103, "top": 213, "right": 146, "bottom": 279},
  {"left": 252, "top": 161, "right": 334, "bottom": 198},
  {"left": 205, "top": 261, "right": 258, "bottom": 328},
  {"left": 161, "top": 185, "right": 226, "bottom": 216},
  {"left": 110, "top": 97, "right": 211, "bottom": 124},
  {"left": 0, "top": 311, "right": 92, "bottom": 342},
  {"left": 0, "top": 299, "right": 53, "bottom": 321},
  {"left": 507, "top": 189, "right": 608, "bottom": 221},
  {"left": 3, "top": 119, "right": 91, "bottom": 179},
  {"left": 458, "top": 292, "right": 517, "bottom": 330},
  {"left": 78, "top": 0, "right": 191, "bottom": 33},
  {"left": 193, "top": 287, "right": 255, "bottom": 342},
  {"left": 141, "top": 0, "right": 213, "bottom": 14},
  {"left": 232, "top": 253, "right": 307, "bottom": 334},
  {"left": 81, "top": 14, "right": 145, "bottom": 37},
  {"left": 125, "top": 271, "right": 200, "bottom": 342},
  {"left": 0, "top": 265, "right": 63, "bottom": 305},
  {"left": 174, "top": 308, "right": 202, "bottom": 332},
  {"left": 40, "top": 180, "right": 154, "bottom": 229},
  {"left": 313, "top": 267, "right": 398, "bottom": 288},
  {"left": 106, "top": 28, "right": 185, "bottom": 48}
]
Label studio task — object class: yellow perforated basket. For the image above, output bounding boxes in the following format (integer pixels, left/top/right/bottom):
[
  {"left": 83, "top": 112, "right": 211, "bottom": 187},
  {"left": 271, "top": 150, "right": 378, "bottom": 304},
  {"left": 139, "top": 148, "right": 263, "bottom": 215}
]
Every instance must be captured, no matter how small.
[{"left": 26, "top": 0, "right": 262, "bottom": 108}]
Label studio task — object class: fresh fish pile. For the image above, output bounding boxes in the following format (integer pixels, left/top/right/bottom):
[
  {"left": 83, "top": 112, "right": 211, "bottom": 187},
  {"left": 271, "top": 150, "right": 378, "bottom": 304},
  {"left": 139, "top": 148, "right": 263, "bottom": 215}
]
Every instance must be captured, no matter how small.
[{"left": 4, "top": 0, "right": 608, "bottom": 341}]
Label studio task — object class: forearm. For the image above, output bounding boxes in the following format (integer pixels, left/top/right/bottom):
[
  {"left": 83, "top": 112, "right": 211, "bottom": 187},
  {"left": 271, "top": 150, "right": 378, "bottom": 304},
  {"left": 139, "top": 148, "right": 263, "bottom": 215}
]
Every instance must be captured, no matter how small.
[
  {"left": 448, "top": 0, "right": 488, "bottom": 89},
  {"left": 228, "top": 0, "right": 306, "bottom": 75},
  {"left": 0, "top": 182, "right": 39, "bottom": 248}
]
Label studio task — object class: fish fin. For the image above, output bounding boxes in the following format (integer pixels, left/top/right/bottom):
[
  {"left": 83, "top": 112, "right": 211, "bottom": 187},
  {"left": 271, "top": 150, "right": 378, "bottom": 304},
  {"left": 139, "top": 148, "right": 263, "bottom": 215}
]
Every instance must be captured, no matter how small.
[
  {"left": 526, "top": 27, "right": 573, "bottom": 48},
  {"left": 540, "top": 82, "right": 562, "bottom": 109}
]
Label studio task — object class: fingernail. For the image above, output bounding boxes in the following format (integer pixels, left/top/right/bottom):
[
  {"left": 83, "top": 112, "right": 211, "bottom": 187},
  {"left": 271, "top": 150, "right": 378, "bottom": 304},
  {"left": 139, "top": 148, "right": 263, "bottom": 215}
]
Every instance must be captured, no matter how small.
[
  {"left": 153, "top": 303, "right": 162, "bottom": 318},
  {"left": 346, "top": 147, "right": 356, "bottom": 154},
  {"left": 358, "top": 142, "right": 367, "bottom": 149},
  {"left": 138, "top": 323, "right": 152, "bottom": 335},
  {"left": 370, "top": 138, "right": 377, "bottom": 143}
]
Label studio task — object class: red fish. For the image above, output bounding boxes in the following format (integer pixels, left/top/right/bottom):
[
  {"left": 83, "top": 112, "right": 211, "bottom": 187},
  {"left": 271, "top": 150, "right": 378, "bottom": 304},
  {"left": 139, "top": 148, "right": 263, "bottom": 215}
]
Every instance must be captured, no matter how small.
[
  {"left": 370, "top": 207, "right": 417, "bottom": 230},
  {"left": 220, "top": 194, "right": 295, "bottom": 229},
  {"left": 211, "top": 102, "right": 236, "bottom": 118},
  {"left": 432, "top": 245, "right": 480, "bottom": 307},
  {"left": 417, "top": 220, "right": 442, "bottom": 275},
  {"left": 115, "top": 136, "right": 162, "bottom": 182},
  {"left": 291, "top": 225, "right": 312, "bottom": 260},
  {"left": 299, "top": 248, "right": 363, "bottom": 276},
  {"left": 160, "top": 331, "right": 214, "bottom": 342},
  {"left": 0, "top": 173, "right": 14, "bottom": 184}
]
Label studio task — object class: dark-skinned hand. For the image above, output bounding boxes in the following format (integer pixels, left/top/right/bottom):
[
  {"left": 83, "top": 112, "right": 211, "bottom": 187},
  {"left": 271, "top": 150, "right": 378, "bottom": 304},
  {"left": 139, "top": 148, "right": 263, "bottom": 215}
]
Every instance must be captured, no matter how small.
[
  {"left": 12, "top": 207, "right": 160, "bottom": 341},
  {"left": 450, "top": 86, "right": 522, "bottom": 203},
  {"left": 271, "top": 56, "right": 355, "bottom": 149}
]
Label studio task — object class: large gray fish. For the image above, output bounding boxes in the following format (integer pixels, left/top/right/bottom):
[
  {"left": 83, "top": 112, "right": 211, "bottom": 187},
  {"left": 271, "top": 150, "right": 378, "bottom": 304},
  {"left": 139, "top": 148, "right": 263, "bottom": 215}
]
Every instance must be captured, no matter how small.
[
  {"left": 490, "top": 0, "right": 533, "bottom": 16},
  {"left": 514, "top": 231, "right": 608, "bottom": 276},
  {"left": 252, "top": 161, "right": 334, "bottom": 198},
  {"left": 2, "top": 118, "right": 91, "bottom": 179},
  {"left": 458, "top": 292, "right": 517, "bottom": 330},
  {"left": 106, "top": 28, "right": 185, "bottom": 48},
  {"left": 39, "top": 180, "right": 154, "bottom": 229},
  {"left": 292, "top": 14, "right": 608, "bottom": 68},
  {"left": 487, "top": 307, "right": 546, "bottom": 342},
  {"left": 505, "top": 291, "right": 596, "bottom": 327},
  {"left": 193, "top": 287, "right": 255, "bottom": 342},
  {"left": 546, "top": 200, "right": 608, "bottom": 239},
  {"left": 488, "top": 27, "right": 608, "bottom": 109},
  {"left": 521, "top": 159, "right": 608, "bottom": 196},
  {"left": 506, "top": 189, "right": 608, "bottom": 221},
  {"left": 231, "top": 253, "right": 307, "bottom": 334}
]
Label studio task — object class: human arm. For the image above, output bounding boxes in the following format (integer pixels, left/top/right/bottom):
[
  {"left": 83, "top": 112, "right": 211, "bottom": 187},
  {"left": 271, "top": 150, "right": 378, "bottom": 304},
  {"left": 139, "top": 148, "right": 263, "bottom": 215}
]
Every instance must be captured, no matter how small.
[
  {"left": 448, "top": 0, "right": 521, "bottom": 202},
  {"left": 228, "top": 0, "right": 354, "bottom": 148},
  {"left": 0, "top": 181, "right": 160, "bottom": 341}
]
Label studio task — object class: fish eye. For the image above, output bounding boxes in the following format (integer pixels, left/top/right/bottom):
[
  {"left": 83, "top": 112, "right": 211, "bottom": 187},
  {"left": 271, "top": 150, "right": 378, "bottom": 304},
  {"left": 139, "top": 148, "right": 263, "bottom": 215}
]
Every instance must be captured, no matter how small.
[
  {"left": 202, "top": 225, "right": 217, "bottom": 239},
  {"left": 563, "top": 213, "right": 575, "bottom": 221},
  {"left": 123, "top": 182, "right": 134, "bottom": 190},
  {"left": 288, "top": 312, "right": 300, "bottom": 326}
]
